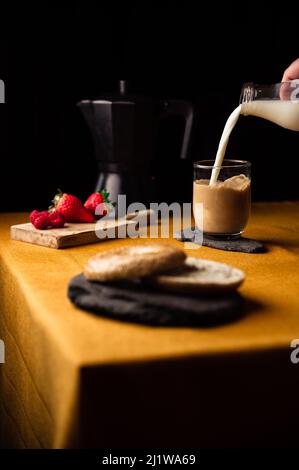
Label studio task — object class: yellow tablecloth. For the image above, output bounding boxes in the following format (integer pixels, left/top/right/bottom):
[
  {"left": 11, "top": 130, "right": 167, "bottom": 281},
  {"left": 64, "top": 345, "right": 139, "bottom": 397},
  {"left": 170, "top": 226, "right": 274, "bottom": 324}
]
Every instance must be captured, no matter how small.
[{"left": 1, "top": 203, "right": 299, "bottom": 448}]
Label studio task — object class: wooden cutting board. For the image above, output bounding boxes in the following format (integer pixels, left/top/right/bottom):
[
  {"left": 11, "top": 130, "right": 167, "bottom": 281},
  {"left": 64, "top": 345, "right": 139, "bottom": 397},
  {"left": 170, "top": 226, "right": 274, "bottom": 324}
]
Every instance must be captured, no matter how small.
[{"left": 10, "top": 210, "right": 152, "bottom": 249}]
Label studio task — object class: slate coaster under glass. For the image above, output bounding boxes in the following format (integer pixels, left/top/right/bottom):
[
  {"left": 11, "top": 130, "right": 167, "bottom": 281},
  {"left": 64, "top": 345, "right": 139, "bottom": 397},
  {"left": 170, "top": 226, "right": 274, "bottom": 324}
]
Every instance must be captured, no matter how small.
[
  {"left": 175, "top": 227, "right": 266, "bottom": 254},
  {"left": 68, "top": 274, "right": 244, "bottom": 327}
]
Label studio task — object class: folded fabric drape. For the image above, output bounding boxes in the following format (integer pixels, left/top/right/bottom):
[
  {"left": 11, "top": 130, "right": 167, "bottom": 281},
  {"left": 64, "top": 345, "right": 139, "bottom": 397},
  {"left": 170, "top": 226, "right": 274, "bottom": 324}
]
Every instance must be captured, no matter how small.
[{"left": 0, "top": 203, "right": 299, "bottom": 448}]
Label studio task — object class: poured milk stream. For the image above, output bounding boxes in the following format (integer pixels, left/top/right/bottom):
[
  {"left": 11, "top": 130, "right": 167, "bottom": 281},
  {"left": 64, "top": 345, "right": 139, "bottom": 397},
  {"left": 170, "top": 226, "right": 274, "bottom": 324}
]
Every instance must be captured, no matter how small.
[
  {"left": 210, "top": 100, "right": 299, "bottom": 185},
  {"left": 210, "top": 105, "right": 241, "bottom": 185}
]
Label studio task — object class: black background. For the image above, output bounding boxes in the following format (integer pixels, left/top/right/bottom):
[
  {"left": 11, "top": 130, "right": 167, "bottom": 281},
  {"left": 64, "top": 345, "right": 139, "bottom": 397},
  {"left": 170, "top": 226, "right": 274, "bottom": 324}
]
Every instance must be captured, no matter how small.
[{"left": 0, "top": 1, "right": 299, "bottom": 211}]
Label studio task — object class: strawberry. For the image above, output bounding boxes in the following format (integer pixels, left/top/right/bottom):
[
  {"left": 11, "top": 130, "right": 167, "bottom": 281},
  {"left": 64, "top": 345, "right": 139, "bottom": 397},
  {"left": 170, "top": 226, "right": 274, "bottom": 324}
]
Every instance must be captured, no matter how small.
[
  {"left": 51, "top": 190, "right": 95, "bottom": 223},
  {"left": 84, "top": 189, "right": 115, "bottom": 218},
  {"left": 96, "top": 202, "right": 108, "bottom": 217},
  {"left": 84, "top": 192, "right": 104, "bottom": 214}
]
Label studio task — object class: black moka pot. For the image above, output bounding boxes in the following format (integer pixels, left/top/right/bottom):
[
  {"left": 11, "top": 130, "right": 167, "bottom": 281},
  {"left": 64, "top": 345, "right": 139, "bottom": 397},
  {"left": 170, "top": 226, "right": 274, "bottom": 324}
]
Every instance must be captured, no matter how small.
[{"left": 77, "top": 81, "right": 194, "bottom": 205}]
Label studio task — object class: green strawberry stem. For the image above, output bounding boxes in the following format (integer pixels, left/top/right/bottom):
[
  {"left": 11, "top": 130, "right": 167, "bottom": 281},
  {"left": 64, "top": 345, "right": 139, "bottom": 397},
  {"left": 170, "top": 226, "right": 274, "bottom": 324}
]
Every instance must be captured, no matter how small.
[
  {"left": 49, "top": 189, "right": 63, "bottom": 212},
  {"left": 53, "top": 189, "right": 63, "bottom": 205},
  {"left": 99, "top": 188, "right": 115, "bottom": 205}
]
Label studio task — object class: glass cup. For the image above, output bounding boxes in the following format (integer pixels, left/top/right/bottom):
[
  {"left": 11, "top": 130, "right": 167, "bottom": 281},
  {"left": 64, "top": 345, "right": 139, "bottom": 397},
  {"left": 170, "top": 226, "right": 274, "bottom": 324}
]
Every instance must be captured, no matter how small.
[{"left": 193, "top": 160, "right": 251, "bottom": 239}]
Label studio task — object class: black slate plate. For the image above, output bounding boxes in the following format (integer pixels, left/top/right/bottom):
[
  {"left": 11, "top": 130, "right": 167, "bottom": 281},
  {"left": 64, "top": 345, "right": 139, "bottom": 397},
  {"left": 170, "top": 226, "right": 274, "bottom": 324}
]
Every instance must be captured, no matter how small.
[
  {"left": 68, "top": 274, "right": 244, "bottom": 327},
  {"left": 175, "top": 228, "right": 266, "bottom": 253}
]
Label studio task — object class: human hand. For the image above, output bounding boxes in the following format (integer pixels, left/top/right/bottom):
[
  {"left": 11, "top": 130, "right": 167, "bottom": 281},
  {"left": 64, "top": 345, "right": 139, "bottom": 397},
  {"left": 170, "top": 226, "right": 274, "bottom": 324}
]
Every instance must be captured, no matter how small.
[
  {"left": 282, "top": 58, "right": 299, "bottom": 82},
  {"left": 279, "top": 59, "right": 299, "bottom": 100}
]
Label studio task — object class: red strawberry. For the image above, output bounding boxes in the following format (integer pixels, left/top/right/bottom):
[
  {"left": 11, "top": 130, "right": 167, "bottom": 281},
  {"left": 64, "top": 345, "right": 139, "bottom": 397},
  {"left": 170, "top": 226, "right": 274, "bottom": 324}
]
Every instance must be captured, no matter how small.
[
  {"left": 96, "top": 202, "right": 108, "bottom": 217},
  {"left": 84, "top": 189, "right": 115, "bottom": 218},
  {"left": 48, "top": 211, "right": 65, "bottom": 228},
  {"left": 52, "top": 190, "right": 95, "bottom": 223},
  {"left": 84, "top": 192, "right": 104, "bottom": 214}
]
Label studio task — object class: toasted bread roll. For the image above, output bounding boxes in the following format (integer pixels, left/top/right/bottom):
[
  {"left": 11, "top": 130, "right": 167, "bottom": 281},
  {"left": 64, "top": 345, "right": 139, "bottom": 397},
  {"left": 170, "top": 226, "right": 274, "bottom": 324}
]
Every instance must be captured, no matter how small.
[
  {"left": 84, "top": 242, "right": 186, "bottom": 281},
  {"left": 148, "top": 257, "right": 245, "bottom": 294}
]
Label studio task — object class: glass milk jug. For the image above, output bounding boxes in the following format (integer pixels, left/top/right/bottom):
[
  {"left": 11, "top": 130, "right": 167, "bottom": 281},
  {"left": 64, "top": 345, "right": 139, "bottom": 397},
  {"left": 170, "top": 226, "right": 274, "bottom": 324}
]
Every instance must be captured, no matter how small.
[{"left": 239, "top": 81, "right": 299, "bottom": 131}]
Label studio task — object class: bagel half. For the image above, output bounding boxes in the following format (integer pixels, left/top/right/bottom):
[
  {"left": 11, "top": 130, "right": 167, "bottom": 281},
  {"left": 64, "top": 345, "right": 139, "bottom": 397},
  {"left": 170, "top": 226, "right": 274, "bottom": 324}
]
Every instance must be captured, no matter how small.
[
  {"left": 84, "top": 242, "right": 186, "bottom": 281},
  {"left": 147, "top": 257, "right": 245, "bottom": 294}
]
